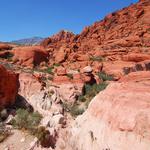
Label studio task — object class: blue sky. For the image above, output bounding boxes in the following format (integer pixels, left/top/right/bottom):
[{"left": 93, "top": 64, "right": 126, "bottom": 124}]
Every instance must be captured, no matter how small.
[{"left": 0, "top": 0, "right": 138, "bottom": 42}]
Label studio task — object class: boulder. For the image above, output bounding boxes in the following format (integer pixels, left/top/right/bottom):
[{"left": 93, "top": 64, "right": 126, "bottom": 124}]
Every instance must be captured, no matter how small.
[
  {"left": 12, "top": 46, "right": 49, "bottom": 67},
  {"left": 54, "top": 47, "right": 67, "bottom": 64},
  {"left": 56, "top": 83, "right": 83, "bottom": 104}
]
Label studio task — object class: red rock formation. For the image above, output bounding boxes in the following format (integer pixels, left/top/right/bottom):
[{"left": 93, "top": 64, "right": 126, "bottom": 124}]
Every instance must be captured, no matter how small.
[
  {"left": 12, "top": 46, "right": 49, "bottom": 68},
  {"left": 0, "top": 65, "right": 19, "bottom": 108},
  {"left": 41, "top": 30, "right": 75, "bottom": 48},
  {"left": 119, "top": 71, "right": 150, "bottom": 82},
  {"left": 40, "top": 0, "right": 150, "bottom": 74},
  {"left": 0, "top": 43, "right": 12, "bottom": 51}
]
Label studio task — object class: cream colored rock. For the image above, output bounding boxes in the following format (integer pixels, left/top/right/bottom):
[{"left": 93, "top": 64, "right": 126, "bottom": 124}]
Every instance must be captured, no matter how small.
[
  {"left": 65, "top": 75, "right": 150, "bottom": 150},
  {"left": 82, "top": 66, "right": 93, "bottom": 73},
  {"left": 19, "top": 72, "right": 44, "bottom": 100},
  {"left": 56, "top": 83, "right": 83, "bottom": 104}
]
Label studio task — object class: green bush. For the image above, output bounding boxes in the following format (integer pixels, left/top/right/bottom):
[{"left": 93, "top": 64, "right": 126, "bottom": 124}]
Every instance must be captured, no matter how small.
[
  {"left": 6, "top": 53, "right": 14, "bottom": 61},
  {"left": 97, "top": 72, "right": 114, "bottom": 81},
  {"left": 11, "top": 109, "right": 42, "bottom": 130},
  {"left": 66, "top": 73, "right": 73, "bottom": 79},
  {"left": 29, "top": 126, "right": 54, "bottom": 148},
  {"left": 83, "top": 82, "right": 108, "bottom": 106},
  {"left": 62, "top": 102, "right": 85, "bottom": 117},
  {"left": 70, "top": 105, "right": 85, "bottom": 117},
  {"left": 45, "top": 67, "right": 54, "bottom": 74},
  {"left": 62, "top": 83, "right": 108, "bottom": 117},
  {"left": 53, "top": 63, "right": 60, "bottom": 67},
  {"left": 78, "top": 95, "right": 86, "bottom": 102},
  {"left": 11, "top": 109, "right": 55, "bottom": 147},
  {"left": 84, "top": 82, "right": 108, "bottom": 98},
  {"left": 75, "top": 83, "right": 108, "bottom": 109}
]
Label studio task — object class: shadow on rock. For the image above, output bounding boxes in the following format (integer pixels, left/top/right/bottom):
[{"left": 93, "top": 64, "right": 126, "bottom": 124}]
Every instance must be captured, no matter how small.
[{"left": 9, "top": 94, "right": 33, "bottom": 113}]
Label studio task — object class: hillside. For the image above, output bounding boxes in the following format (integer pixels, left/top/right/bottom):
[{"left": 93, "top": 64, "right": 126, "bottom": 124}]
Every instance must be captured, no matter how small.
[{"left": 41, "top": 0, "right": 150, "bottom": 69}]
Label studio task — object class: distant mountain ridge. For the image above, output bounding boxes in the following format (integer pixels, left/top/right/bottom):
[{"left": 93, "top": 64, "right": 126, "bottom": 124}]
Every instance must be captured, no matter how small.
[{"left": 12, "top": 37, "right": 45, "bottom": 45}]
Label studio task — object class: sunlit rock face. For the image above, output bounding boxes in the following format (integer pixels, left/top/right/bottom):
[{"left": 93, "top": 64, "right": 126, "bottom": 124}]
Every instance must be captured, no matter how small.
[
  {"left": 66, "top": 72, "right": 150, "bottom": 150},
  {"left": 12, "top": 46, "right": 49, "bottom": 68}
]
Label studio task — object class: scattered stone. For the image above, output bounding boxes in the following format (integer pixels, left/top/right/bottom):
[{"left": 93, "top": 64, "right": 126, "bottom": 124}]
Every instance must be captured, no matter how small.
[{"left": 82, "top": 66, "right": 93, "bottom": 73}]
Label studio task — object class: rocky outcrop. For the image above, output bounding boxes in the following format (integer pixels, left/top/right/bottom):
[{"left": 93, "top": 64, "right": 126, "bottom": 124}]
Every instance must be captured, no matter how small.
[
  {"left": 119, "top": 71, "right": 150, "bottom": 82},
  {"left": 19, "top": 73, "right": 45, "bottom": 99},
  {"left": 41, "top": 30, "right": 75, "bottom": 48},
  {"left": 0, "top": 43, "right": 12, "bottom": 51},
  {"left": 12, "top": 46, "right": 49, "bottom": 68},
  {"left": 39, "top": 0, "right": 150, "bottom": 72},
  {"left": 65, "top": 71, "right": 150, "bottom": 150},
  {"left": 0, "top": 65, "right": 19, "bottom": 108}
]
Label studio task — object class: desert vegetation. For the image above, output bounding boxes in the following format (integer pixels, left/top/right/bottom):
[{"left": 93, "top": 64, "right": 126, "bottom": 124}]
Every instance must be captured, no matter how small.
[{"left": 11, "top": 109, "right": 53, "bottom": 147}]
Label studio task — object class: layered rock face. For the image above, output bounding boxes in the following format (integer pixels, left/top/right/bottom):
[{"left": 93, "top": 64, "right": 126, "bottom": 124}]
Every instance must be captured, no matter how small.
[
  {"left": 0, "top": 65, "right": 19, "bottom": 108},
  {"left": 66, "top": 71, "right": 150, "bottom": 150}
]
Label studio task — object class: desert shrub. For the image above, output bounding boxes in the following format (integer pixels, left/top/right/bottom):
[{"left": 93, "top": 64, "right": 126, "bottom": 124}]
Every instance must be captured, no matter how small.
[
  {"left": 11, "top": 109, "right": 42, "bottom": 130},
  {"left": 76, "top": 82, "right": 108, "bottom": 109},
  {"left": 83, "top": 82, "right": 108, "bottom": 106},
  {"left": 62, "top": 83, "right": 108, "bottom": 117},
  {"left": 34, "top": 126, "right": 53, "bottom": 147},
  {"left": 62, "top": 102, "right": 72, "bottom": 112},
  {"left": 78, "top": 95, "right": 86, "bottom": 102},
  {"left": 84, "top": 82, "right": 108, "bottom": 98},
  {"left": 0, "top": 123, "right": 11, "bottom": 143},
  {"left": 11, "top": 109, "right": 54, "bottom": 147},
  {"left": 62, "top": 102, "right": 85, "bottom": 117},
  {"left": 66, "top": 73, "right": 73, "bottom": 79},
  {"left": 45, "top": 67, "right": 54, "bottom": 74},
  {"left": 90, "top": 56, "right": 104, "bottom": 62},
  {"left": 97, "top": 72, "right": 114, "bottom": 81},
  {"left": 70, "top": 105, "right": 85, "bottom": 117},
  {"left": 6, "top": 53, "right": 14, "bottom": 61},
  {"left": 53, "top": 63, "right": 60, "bottom": 67}
]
